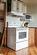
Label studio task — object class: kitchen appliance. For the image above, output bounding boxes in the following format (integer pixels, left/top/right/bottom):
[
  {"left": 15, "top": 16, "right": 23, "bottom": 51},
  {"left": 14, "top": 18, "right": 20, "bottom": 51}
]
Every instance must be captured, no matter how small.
[
  {"left": 25, "top": 14, "right": 32, "bottom": 22},
  {"left": 7, "top": 13, "right": 30, "bottom": 51},
  {"left": 7, "top": 27, "right": 28, "bottom": 51},
  {"left": 16, "top": 28, "right": 28, "bottom": 42},
  {"left": 8, "top": 12, "right": 32, "bottom": 27},
  {"left": 20, "top": 14, "right": 32, "bottom": 27}
]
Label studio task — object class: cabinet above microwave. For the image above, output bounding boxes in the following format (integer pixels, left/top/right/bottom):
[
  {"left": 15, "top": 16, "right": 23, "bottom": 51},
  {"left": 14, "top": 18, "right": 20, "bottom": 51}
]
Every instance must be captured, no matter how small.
[{"left": 7, "top": 0, "right": 27, "bottom": 13}]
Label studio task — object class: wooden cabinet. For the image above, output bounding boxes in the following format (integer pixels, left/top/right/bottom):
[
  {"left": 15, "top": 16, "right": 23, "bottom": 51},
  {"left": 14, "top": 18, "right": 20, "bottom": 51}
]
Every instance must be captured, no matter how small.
[
  {"left": 28, "top": 28, "right": 35, "bottom": 46},
  {"left": 0, "top": 2, "right": 6, "bottom": 46},
  {"left": 35, "top": 28, "right": 37, "bottom": 47},
  {"left": 28, "top": 28, "right": 37, "bottom": 47}
]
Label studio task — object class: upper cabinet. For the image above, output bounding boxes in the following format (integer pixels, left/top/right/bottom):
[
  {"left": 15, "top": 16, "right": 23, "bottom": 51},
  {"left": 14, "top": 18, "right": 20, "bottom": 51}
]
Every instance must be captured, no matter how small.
[
  {"left": 11, "top": 0, "right": 17, "bottom": 12},
  {"left": 0, "top": 2, "right": 6, "bottom": 17},
  {"left": 22, "top": 4, "right": 27, "bottom": 13},
  {"left": 0, "top": 3, "right": 4, "bottom": 10},
  {"left": 11, "top": 0, "right": 27, "bottom": 13},
  {"left": 7, "top": 0, "right": 33, "bottom": 14},
  {"left": 17, "top": 1, "right": 23, "bottom": 12}
]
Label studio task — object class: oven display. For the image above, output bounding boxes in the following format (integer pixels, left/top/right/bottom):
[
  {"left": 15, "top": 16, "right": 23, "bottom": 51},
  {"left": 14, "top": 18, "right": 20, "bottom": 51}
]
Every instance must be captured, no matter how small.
[{"left": 19, "top": 32, "right": 26, "bottom": 39}]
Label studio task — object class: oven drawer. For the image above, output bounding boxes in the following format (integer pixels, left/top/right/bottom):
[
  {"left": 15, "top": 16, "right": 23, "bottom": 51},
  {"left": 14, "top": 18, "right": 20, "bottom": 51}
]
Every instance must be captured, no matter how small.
[{"left": 16, "top": 41, "right": 28, "bottom": 51}]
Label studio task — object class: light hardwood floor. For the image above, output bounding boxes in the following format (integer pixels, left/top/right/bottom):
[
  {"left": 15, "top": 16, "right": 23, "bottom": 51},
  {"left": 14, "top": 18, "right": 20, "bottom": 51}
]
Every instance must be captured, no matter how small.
[{"left": 0, "top": 46, "right": 37, "bottom": 55}]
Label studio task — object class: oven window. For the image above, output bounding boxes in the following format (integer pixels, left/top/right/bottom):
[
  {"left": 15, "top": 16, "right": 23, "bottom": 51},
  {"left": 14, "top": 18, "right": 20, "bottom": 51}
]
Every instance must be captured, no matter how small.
[{"left": 19, "top": 32, "right": 26, "bottom": 39}]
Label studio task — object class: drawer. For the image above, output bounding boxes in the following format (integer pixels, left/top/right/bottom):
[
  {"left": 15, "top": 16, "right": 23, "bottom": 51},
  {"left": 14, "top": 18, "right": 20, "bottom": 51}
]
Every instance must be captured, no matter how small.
[
  {"left": 16, "top": 41, "right": 28, "bottom": 51},
  {"left": 0, "top": 3, "right": 4, "bottom": 10}
]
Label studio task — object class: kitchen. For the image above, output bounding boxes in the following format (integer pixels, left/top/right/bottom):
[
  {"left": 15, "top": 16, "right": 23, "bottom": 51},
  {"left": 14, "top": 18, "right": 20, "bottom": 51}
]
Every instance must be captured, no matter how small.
[
  {"left": 6, "top": 0, "right": 31, "bottom": 51},
  {"left": 0, "top": 0, "right": 37, "bottom": 55}
]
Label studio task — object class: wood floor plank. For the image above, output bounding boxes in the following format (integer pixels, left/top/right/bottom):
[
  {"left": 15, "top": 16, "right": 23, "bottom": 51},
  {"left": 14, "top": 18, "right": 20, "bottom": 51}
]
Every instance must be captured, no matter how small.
[
  {"left": 0, "top": 46, "right": 37, "bottom": 55},
  {"left": 29, "top": 48, "right": 36, "bottom": 55},
  {"left": 33, "top": 47, "right": 37, "bottom": 55}
]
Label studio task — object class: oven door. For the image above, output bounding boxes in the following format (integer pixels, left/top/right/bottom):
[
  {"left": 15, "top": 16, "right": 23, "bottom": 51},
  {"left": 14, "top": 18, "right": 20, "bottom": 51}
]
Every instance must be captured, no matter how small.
[{"left": 16, "top": 29, "right": 28, "bottom": 42}]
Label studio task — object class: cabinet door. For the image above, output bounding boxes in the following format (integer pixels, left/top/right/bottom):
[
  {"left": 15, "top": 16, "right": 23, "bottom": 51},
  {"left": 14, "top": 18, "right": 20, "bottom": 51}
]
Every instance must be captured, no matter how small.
[
  {"left": 28, "top": 28, "right": 35, "bottom": 46},
  {"left": 17, "top": 1, "right": 23, "bottom": 12},
  {"left": 11, "top": 0, "right": 17, "bottom": 11},
  {"left": 0, "top": 3, "right": 4, "bottom": 10},
  {"left": 22, "top": 4, "right": 27, "bottom": 13},
  {"left": 22, "top": 3, "right": 25, "bottom": 13},
  {"left": 35, "top": 28, "right": 37, "bottom": 47}
]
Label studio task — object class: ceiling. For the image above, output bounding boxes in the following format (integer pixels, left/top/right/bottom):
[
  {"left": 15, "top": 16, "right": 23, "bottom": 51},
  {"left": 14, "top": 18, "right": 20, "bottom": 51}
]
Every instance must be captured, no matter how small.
[{"left": 21, "top": 0, "right": 37, "bottom": 5}]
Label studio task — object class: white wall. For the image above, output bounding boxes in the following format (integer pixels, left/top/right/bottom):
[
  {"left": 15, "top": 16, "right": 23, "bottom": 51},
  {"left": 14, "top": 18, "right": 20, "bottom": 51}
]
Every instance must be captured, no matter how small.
[{"left": 27, "top": 5, "right": 37, "bottom": 27}]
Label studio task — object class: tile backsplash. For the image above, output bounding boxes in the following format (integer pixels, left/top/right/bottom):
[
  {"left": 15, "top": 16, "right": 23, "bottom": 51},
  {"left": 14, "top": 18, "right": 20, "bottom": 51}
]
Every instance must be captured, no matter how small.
[{"left": 6, "top": 15, "right": 21, "bottom": 27}]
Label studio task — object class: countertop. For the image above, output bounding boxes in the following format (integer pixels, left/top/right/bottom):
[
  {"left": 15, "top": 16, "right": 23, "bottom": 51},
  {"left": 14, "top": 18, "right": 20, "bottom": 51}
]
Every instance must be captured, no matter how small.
[{"left": 28, "top": 21, "right": 37, "bottom": 28}]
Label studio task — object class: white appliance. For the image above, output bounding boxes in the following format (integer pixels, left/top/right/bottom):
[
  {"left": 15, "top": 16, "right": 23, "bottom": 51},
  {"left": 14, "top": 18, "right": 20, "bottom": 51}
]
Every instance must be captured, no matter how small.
[
  {"left": 16, "top": 28, "right": 28, "bottom": 42},
  {"left": 7, "top": 27, "right": 28, "bottom": 51},
  {"left": 7, "top": 12, "right": 30, "bottom": 51}
]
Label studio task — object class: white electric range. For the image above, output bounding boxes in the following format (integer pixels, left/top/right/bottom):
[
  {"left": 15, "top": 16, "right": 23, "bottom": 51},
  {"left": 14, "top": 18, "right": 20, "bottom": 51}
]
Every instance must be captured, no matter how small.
[
  {"left": 7, "top": 15, "right": 29, "bottom": 51},
  {"left": 7, "top": 27, "right": 28, "bottom": 51}
]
